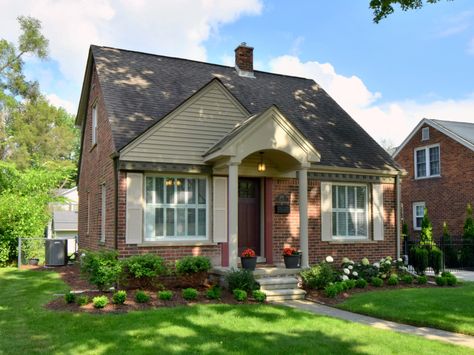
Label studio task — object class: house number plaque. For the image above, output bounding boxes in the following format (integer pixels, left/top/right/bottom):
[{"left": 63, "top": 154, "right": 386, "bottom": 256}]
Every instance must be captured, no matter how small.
[{"left": 275, "top": 194, "right": 290, "bottom": 214}]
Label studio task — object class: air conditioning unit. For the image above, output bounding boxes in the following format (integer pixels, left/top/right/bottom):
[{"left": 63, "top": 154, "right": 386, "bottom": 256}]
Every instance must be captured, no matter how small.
[{"left": 45, "top": 239, "right": 67, "bottom": 266}]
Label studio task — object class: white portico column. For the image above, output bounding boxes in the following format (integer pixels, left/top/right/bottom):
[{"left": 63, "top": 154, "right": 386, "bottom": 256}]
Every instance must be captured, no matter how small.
[
  {"left": 298, "top": 166, "right": 309, "bottom": 268},
  {"left": 228, "top": 162, "right": 239, "bottom": 268}
]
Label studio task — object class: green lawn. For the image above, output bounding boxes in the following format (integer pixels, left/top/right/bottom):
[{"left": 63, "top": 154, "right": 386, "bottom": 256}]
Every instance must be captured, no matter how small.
[
  {"left": 0, "top": 269, "right": 472, "bottom": 355},
  {"left": 338, "top": 282, "right": 474, "bottom": 336}
]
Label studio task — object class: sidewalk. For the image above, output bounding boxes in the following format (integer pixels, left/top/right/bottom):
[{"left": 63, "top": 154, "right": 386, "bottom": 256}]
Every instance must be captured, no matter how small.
[{"left": 277, "top": 299, "right": 474, "bottom": 350}]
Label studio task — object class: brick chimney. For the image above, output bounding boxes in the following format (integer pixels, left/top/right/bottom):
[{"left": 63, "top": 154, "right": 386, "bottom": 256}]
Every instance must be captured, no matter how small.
[{"left": 235, "top": 42, "right": 254, "bottom": 77}]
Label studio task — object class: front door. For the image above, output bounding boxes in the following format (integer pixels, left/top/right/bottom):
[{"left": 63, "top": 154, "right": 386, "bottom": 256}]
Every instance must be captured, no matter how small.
[{"left": 238, "top": 178, "right": 261, "bottom": 256}]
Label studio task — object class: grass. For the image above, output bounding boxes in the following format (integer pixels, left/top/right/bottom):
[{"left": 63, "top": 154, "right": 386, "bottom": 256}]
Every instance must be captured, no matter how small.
[
  {"left": 338, "top": 282, "right": 474, "bottom": 336},
  {"left": 0, "top": 268, "right": 472, "bottom": 355}
]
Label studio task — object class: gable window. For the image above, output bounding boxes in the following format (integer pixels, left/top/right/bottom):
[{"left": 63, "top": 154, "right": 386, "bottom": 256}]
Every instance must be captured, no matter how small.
[
  {"left": 413, "top": 202, "right": 425, "bottom": 230},
  {"left": 92, "top": 103, "right": 98, "bottom": 146},
  {"left": 421, "top": 127, "right": 429, "bottom": 141},
  {"left": 415, "top": 145, "right": 440, "bottom": 179},
  {"left": 332, "top": 184, "right": 368, "bottom": 239},
  {"left": 144, "top": 176, "right": 208, "bottom": 241}
]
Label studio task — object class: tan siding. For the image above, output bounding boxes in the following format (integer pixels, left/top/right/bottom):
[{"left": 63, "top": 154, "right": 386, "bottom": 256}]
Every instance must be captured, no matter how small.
[{"left": 120, "top": 82, "right": 248, "bottom": 164}]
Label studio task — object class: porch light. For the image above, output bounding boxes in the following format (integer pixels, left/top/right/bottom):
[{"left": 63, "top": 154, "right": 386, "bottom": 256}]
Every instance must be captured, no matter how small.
[{"left": 257, "top": 152, "right": 266, "bottom": 172}]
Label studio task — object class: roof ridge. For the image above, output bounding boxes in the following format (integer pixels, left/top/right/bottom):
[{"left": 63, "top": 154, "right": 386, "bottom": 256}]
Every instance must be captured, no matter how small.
[
  {"left": 91, "top": 44, "right": 315, "bottom": 81},
  {"left": 429, "top": 118, "right": 474, "bottom": 126}
]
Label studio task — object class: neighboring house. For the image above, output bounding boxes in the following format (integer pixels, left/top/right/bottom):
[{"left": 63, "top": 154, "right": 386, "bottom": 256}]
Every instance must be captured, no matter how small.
[
  {"left": 76, "top": 43, "right": 402, "bottom": 268},
  {"left": 393, "top": 118, "right": 474, "bottom": 238},
  {"left": 47, "top": 187, "right": 78, "bottom": 239}
]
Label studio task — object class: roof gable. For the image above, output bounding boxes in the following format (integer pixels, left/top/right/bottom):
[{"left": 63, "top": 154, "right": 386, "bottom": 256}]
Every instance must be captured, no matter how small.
[{"left": 78, "top": 45, "right": 398, "bottom": 171}]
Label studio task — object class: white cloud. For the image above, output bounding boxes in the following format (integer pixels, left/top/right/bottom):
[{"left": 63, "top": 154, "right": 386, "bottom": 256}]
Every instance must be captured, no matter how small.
[
  {"left": 0, "top": 0, "right": 262, "bottom": 107},
  {"left": 268, "top": 55, "right": 474, "bottom": 146},
  {"left": 46, "top": 93, "right": 75, "bottom": 114}
]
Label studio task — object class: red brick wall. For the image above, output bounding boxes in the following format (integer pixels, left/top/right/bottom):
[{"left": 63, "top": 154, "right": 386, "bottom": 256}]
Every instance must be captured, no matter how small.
[
  {"left": 395, "top": 123, "right": 474, "bottom": 238},
  {"left": 115, "top": 172, "right": 222, "bottom": 265},
  {"left": 78, "top": 67, "right": 117, "bottom": 252},
  {"left": 272, "top": 178, "right": 397, "bottom": 265}
]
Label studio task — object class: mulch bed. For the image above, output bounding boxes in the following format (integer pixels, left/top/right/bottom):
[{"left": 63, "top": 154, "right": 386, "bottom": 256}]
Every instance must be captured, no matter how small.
[
  {"left": 36, "top": 263, "right": 261, "bottom": 313},
  {"left": 305, "top": 282, "right": 439, "bottom": 306}
]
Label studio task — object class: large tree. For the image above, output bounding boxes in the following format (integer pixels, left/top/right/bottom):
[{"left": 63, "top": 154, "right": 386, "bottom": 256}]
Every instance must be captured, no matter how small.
[{"left": 370, "top": 0, "right": 450, "bottom": 23}]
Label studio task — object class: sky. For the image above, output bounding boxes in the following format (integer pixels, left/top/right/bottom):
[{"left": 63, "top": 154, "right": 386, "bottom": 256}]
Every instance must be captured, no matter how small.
[{"left": 1, "top": 0, "right": 473, "bottom": 147}]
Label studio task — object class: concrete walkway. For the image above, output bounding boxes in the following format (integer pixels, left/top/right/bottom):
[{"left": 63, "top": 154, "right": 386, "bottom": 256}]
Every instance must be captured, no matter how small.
[{"left": 276, "top": 299, "right": 474, "bottom": 350}]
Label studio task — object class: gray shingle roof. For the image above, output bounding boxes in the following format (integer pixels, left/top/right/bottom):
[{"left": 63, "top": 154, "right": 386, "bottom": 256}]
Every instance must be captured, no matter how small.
[
  {"left": 91, "top": 45, "right": 398, "bottom": 171},
  {"left": 431, "top": 119, "right": 474, "bottom": 148}
]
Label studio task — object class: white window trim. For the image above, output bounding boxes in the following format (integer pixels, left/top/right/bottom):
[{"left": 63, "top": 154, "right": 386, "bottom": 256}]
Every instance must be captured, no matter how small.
[
  {"left": 92, "top": 103, "right": 98, "bottom": 146},
  {"left": 331, "top": 183, "right": 369, "bottom": 240},
  {"left": 100, "top": 184, "right": 106, "bottom": 243},
  {"left": 413, "top": 201, "right": 425, "bottom": 231},
  {"left": 143, "top": 173, "right": 210, "bottom": 242},
  {"left": 414, "top": 143, "right": 440, "bottom": 179}
]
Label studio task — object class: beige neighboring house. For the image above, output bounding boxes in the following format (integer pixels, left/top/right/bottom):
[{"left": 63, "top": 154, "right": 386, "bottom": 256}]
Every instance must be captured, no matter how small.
[{"left": 47, "top": 187, "right": 78, "bottom": 240}]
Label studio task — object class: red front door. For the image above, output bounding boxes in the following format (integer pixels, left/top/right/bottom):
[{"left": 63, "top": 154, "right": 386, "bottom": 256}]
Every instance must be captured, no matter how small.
[{"left": 238, "top": 178, "right": 261, "bottom": 256}]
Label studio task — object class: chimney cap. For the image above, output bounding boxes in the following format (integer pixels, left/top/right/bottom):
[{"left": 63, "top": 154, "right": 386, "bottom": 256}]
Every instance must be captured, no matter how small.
[{"left": 235, "top": 42, "right": 253, "bottom": 51}]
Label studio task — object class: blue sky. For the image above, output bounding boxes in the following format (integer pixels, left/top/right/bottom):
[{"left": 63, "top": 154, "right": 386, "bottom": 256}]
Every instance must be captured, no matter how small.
[{"left": 1, "top": 0, "right": 473, "bottom": 145}]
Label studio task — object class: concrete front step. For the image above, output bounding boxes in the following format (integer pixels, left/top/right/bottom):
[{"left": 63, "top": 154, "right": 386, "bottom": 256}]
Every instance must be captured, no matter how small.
[
  {"left": 264, "top": 288, "right": 306, "bottom": 301},
  {"left": 252, "top": 267, "right": 302, "bottom": 279},
  {"left": 259, "top": 277, "right": 299, "bottom": 290}
]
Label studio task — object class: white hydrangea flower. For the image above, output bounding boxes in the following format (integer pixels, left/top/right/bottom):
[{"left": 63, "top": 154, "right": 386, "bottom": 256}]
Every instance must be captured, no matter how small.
[
  {"left": 342, "top": 257, "right": 350, "bottom": 263},
  {"left": 343, "top": 268, "right": 350, "bottom": 275},
  {"left": 361, "top": 258, "right": 370, "bottom": 266},
  {"left": 348, "top": 265, "right": 353, "bottom": 270},
  {"left": 398, "top": 258, "right": 403, "bottom": 262},
  {"left": 326, "top": 256, "right": 334, "bottom": 263},
  {"left": 386, "top": 256, "right": 393, "bottom": 261},
  {"left": 349, "top": 260, "right": 355, "bottom": 264},
  {"left": 352, "top": 271, "right": 358, "bottom": 277},
  {"left": 374, "top": 262, "right": 380, "bottom": 268},
  {"left": 342, "top": 275, "right": 349, "bottom": 281},
  {"left": 385, "top": 260, "right": 391, "bottom": 265}
]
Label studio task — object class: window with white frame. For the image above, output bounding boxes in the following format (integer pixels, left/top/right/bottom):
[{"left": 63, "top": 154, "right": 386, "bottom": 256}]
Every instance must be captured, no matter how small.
[
  {"left": 415, "top": 145, "right": 440, "bottom": 179},
  {"left": 92, "top": 103, "right": 98, "bottom": 146},
  {"left": 144, "top": 176, "right": 207, "bottom": 241},
  {"left": 421, "top": 127, "right": 429, "bottom": 141},
  {"left": 413, "top": 202, "right": 425, "bottom": 230},
  {"left": 332, "top": 184, "right": 368, "bottom": 238}
]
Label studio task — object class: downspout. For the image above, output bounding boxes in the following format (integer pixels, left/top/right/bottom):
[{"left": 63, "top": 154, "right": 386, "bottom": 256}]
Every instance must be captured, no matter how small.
[
  {"left": 111, "top": 152, "right": 120, "bottom": 251},
  {"left": 396, "top": 173, "right": 402, "bottom": 259}
]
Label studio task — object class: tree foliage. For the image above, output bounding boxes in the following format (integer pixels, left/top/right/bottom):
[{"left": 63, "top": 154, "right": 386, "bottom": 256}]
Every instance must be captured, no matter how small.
[
  {"left": 369, "top": 0, "right": 450, "bottom": 23},
  {"left": 420, "top": 207, "right": 434, "bottom": 246}
]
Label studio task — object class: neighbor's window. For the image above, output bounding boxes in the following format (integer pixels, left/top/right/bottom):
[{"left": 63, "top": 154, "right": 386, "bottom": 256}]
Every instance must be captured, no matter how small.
[
  {"left": 144, "top": 176, "right": 207, "bottom": 241},
  {"left": 92, "top": 103, "right": 98, "bottom": 146},
  {"left": 415, "top": 145, "right": 440, "bottom": 179},
  {"left": 413, "top": 202, "right": 425, "bottom": 230},
  {"left": 332, "top": 184, "right": 368, "bottom": 239}
]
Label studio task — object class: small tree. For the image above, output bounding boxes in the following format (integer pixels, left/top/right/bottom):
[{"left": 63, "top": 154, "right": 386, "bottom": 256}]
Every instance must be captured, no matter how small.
[
  {"left": 420, "top": 208, "right": 434, "bottom": 246},
  {"left": 461, "top": 204, "right": 474, "bottom": 267}
]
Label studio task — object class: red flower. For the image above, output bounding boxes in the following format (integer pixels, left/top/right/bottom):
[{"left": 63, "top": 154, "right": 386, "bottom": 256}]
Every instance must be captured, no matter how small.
[
  {"left": 283, "top": 247, "right": 298, "bottom": 256},
  {"left": 241, "top": 248, "right": 256, "bottom": 258}
]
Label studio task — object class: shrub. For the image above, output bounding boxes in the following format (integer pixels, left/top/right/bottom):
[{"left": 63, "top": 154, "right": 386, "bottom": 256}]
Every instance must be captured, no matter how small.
[
  {"left": 344, "top": 279, "right": 356, "bottom": 290},
  {"left": 64, "top": 292, "right": 76, "bottom": 304},
  {"left": 435, "top": 276, "right": 448, "bottom": 286},
  {"left": 233, "top": 289, "right": 247, "bottom": 301},
  {"left": 205, "top": 286, "right": 221, "bottom": 300},
  {"left": 300, "top": 262, "right": 336, "bottom": 289},
  {"left": 429, "top": 247, "right": 443, "bottom": 275},
  {"left": 446, "top": 275, "right": 457, "bottom": 286},
  {"left": 76, "top": 295, "right": 89, "bottom": 306},
  {"left": 371, "top": 277, "right": 383, "bottom": 287},
  {"left": 417, "top": 275, "right": 428, "bottom": 285},
  {"left": 355, "top": 278, "right": 368, "bottom": 288},
  {"left": 340, "top": 280, "right": 350, "bottom": 291},
  {"left": 134, "top": 290, "right": 150, "bottom": 303},
  {"left": 410, "top": 246, "right": 429, "bottom": 275},
  {"left": 121, "top": 254, "right": 167, "bottom": 288},
  {"left": 252, "top": 290, "right": 266, "bottom": 303},
  {"left": 225, "top": 268, "right": 259, "bottom": 292},
  {"left": 80, "top": 250, "right": 122, "bottom": 291},
  {"left": 354, "top": 264, "right": 379, "bottom": 282},
  {"left": 112, "top": 290, "right": 127, "bottom": 305},
  {"left": 158, "top": 290, "right": 173, "bottom": 301},
  {"left": 401, "top": 275, "right": 414, "bottom": 284},
  {"left": 324, "top": 284, "right": 339, "bottom": 298},
  {"left": 182, "top": 288, "right": 198, "bottom": 300},
  {"left": 387, "top": 275, "right": 399, "bottom": 286},
  {"left": 92, "top": 295, "right": 109, "bottom": 309},
  {"left": 176, "top": 256, "right": 211, "bottom": 274}
]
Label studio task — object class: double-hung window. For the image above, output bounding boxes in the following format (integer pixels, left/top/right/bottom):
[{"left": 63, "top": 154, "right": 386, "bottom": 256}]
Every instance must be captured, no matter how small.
[
  {"left": 415, "top": 145, "right": 440, "bottom": 179},
  {"left": 144, "top": 176, "right": 207, "bottom": 241},
  {"left": 332, "top": 184, "right": 368, "bottom": 239},
  {"left": 413, "top": 202, "right": 425, "bottom": 230}
]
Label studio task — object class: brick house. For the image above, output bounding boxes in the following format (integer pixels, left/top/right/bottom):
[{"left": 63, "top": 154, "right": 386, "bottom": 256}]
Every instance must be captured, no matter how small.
[
  {"left": 393, "top": 118, "right": 474, "bottom": 238},
  {"left": 76, "top": 43, "right": 402, "bottom": 268}
]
